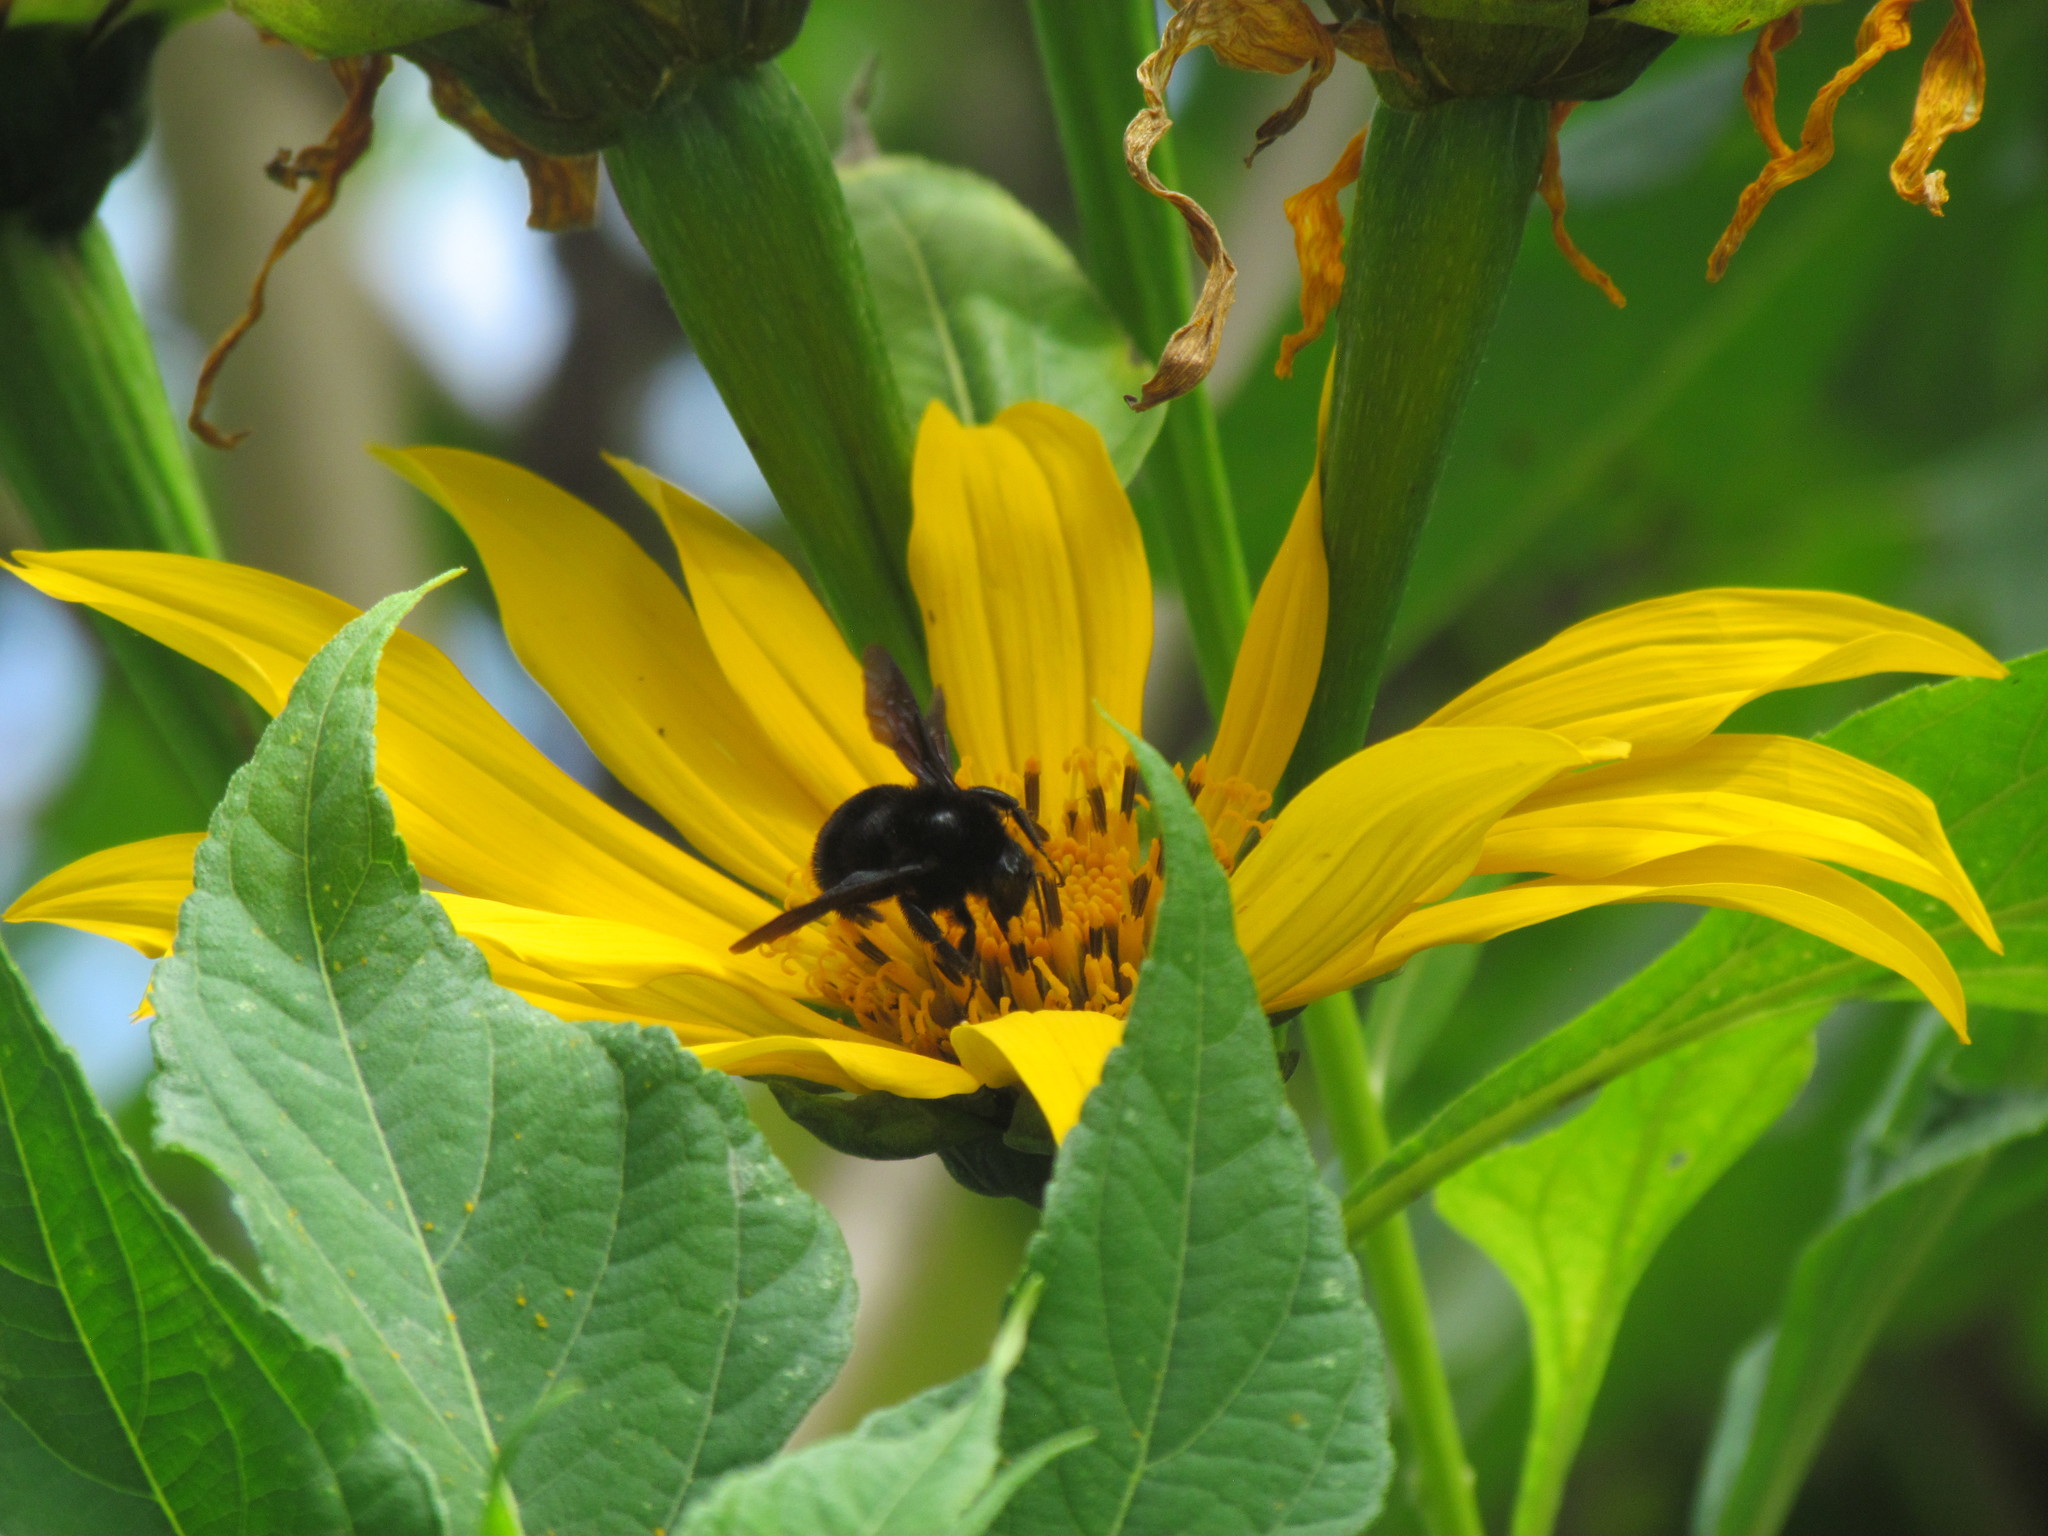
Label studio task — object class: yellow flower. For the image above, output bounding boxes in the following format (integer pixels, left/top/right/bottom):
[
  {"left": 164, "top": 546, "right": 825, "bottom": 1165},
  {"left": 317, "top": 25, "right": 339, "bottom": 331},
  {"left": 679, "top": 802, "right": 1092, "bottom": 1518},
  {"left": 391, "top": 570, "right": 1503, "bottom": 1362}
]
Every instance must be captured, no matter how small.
[{"left": 3, "top": 402, "right": 2006, "bottom": 1146}]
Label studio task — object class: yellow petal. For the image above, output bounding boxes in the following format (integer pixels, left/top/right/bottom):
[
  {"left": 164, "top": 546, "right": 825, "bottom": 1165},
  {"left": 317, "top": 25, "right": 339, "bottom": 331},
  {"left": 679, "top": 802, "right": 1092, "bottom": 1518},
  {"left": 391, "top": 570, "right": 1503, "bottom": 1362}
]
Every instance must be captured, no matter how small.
[
  {"left": 609, "top": 456, "right": 904, "bottom": 810},
  {"left": 1480, "top": 733, "right": 1999, "bottom": 951},
  {"left": 688, "top": 1035, "right": 980, "bottom": 1098},
  {"left": 435, "top": 895, "right": 848, "bottom": 1043},
  {"left": 3, "top": 832, "right": 201, "bottom": 956},
  {"left": 1422, "top": 588, "right": 2005, "bottom": 757},
  {"left": 908, "top": 401, "right": 1151, "bottom": 776},
  {"left": 1365, "top": 847, "right": 1969, "bottom": 1036},
  {"left": 1234, "top": 727, "right": 1612, "bottom": 1008},
  {"left": 6, "top": 549, "right": 777, "bottom": 947},
  {"left": 952, "top": 1011, "right": 1127, "bottom": 1144},
  {"left": 1204, "top": 469, "right": 1327, "bottom": 799},
  {"left": 377, "top": 447, "right": 823, "bottom": 893}
]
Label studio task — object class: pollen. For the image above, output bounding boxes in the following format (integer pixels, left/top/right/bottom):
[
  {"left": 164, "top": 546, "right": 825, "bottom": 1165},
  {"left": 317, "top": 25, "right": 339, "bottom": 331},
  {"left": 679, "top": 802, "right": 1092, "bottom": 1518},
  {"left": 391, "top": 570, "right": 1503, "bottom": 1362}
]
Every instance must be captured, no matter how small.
[{"left": 808, "top": 750, "right": 1163, "bottom": 1057}]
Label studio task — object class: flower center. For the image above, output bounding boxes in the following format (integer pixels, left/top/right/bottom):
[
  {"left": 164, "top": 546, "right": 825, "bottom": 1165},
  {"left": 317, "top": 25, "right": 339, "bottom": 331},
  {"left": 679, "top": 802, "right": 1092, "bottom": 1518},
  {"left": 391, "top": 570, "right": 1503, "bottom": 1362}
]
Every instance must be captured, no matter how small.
[
  {"left": 807, "top": 749, "right": 1161, "bottom": 1057},
  {"left": 773, "top": 747, "right": 1275, "bottom": 1062}
]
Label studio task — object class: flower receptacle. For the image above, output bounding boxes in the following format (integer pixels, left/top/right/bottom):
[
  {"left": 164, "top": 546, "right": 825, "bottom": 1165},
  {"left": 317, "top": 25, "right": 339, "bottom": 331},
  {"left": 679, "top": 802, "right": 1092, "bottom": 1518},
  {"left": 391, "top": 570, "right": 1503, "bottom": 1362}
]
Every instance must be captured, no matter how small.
[{"left": 398, "top": 0, "right": 812, "bottom": 156}]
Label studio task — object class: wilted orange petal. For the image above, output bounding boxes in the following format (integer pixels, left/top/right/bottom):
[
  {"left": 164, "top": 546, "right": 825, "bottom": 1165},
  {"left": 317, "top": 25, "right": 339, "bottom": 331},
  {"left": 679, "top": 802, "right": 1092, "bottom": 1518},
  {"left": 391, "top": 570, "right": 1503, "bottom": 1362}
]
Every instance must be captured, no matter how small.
[
  {"left": 1890, "top": 0, "right": 1984, "bottom": 212},
  {"left": 1709, "top": 0, "right": 1916, "bottom": 281},
  {"left": 1538, "top": 103, "right": 1625, "bottom": 309},
  {"left": 1277, "top": 128, "right": 1366, "bottom": 379}
]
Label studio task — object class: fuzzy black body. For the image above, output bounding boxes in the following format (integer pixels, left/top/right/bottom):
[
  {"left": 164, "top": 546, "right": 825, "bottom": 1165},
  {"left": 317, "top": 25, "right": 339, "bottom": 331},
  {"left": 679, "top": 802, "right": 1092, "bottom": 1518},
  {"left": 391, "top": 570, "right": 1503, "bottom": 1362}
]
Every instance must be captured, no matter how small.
[
  {"left": 729, "top": 647, "right": 1050, "bottom": 954},
  {"left": 815, "top": 782, "right": 1037, "bottom": 928}
]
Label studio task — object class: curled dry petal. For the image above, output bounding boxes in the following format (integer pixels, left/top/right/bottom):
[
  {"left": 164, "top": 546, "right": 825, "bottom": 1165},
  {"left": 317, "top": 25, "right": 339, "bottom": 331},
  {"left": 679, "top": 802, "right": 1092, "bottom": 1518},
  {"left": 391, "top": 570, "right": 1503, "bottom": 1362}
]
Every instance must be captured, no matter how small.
[
  {"left": 188, "top": 55, "right": 392, "bottom": 449},
  {"left": 1709, "top": 0, "right": 1917, "bottom": 281},
  {"left": 1126, "top": 0, "right": 1337, "bottom": 409},
  {"left": 1889, "top": 0, "right": 1983, "bottom": 212},
  {"left": 1277, "top": 128, "right": 1366, "bottom": 379},
  {"left": 422, "top": 62, "right": 599, "bottom": 231},
  {"left": 1538, "top": 102, "right": 1625, "bottom": 308}
]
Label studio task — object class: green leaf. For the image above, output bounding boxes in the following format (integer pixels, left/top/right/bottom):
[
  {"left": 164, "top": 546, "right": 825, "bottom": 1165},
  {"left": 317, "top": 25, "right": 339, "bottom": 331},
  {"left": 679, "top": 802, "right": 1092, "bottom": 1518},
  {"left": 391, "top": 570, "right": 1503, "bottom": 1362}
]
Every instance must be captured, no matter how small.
[
  {"left": 679, "top": 1279, "right": 1089, "bottom": 1536},
  {"left": 1437, "top": 1011, "right": 1820, "bottom": 1536},
  {"left": 1603, "top": 0, "right": 1806, "bottom": 37},
  {"left": 0, "top": 939, "right": 443, "bottom": 1536},
  {"left": 222, "top": 0, "right": 492, "bottom": 53},
  {"left": 993, "top": 725, "right": 1391, "bottom": 1536},
  {"left": 146, "top": 581, "right": 856, "bottom": 1535},
  {"left": 1692, "top": 1020, "right": 2048, "bottom": 1536},
  {"left": 841, "top": 154, "right": 1163, "bottom": 484},
  {"left": 1348, "top": 651, "right": 2048, "bottom": 1236}
]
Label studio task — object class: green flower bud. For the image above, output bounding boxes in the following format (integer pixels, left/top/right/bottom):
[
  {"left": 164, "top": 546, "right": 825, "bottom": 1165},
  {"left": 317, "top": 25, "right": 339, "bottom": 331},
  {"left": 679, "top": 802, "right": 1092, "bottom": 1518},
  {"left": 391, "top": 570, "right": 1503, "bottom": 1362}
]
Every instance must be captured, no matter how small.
[
  {"left": 0, "top": 14, "right": 166, "bottom": 237},
  {"left": 225, "top": 0, "right": 493, "bottom": 57},
  {"left": 1340, "top": 0, "right": 1674, "bottom": 108},
  {"left": 399, "top": 0, "right": 813, "bottom": 155}
]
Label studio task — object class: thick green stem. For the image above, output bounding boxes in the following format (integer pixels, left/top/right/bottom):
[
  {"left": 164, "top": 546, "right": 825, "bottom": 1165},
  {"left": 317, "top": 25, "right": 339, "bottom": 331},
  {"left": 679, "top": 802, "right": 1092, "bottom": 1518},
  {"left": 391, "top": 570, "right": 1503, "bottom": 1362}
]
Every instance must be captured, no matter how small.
[
  {"left": 1026, "top": 0, "right": 1250, "bottom": 709},
  {"left": 0, "top": 215, "right": 249, "bottom": 812},
  {"left": 606, "top": 65, "right": 928, "bottom": 688},
  {"left": 1284, "top": 96, "right": 1547, "bottom": 790},
  {"left": 1304, "top": 992, "right": 1485, "bottom": 1536}
]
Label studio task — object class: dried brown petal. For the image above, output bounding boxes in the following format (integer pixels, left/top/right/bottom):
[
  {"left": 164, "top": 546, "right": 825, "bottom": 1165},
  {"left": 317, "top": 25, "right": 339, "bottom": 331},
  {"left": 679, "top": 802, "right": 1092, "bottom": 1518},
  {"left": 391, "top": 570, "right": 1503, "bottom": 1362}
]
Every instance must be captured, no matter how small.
[
  {"left": 1126, "top": 0, "right": 1335, "bottom": 409},
  {"left": 422, "top": 62, "right": 599, "bottom": 231},
  {"left": 1889, "top": 0, "right": 1982, "bottom": 212},
  {"left": 1276, "top": 127, "right": 1366, "bottom": 379},
  {"left": 189, "top": 55, "right": 391, "bottom": 451},
  {"left": 1709, "top": 0, "right": 1916, "bottom": 281},
  {"left": 1538, "top": 102, "right": 1625, "bottom": 308}
]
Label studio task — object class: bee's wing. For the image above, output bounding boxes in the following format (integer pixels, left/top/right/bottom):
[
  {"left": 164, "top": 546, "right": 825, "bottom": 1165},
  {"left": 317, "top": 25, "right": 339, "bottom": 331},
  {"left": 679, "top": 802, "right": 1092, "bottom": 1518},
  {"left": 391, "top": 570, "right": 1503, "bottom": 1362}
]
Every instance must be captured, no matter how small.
[
  {"left": 863, "top": 645, "right": 953, "bottom": 787},
  {"left": 729, "top": 864, "right": 940, "bottom": 953}
]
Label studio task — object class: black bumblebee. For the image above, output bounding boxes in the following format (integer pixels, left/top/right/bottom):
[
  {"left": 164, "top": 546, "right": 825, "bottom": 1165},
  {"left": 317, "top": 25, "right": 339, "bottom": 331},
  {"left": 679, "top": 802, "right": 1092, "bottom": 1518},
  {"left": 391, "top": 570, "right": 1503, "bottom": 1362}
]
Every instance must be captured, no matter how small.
[{"left": 731, "top": 648, "right": 1051, "bottom": 955}]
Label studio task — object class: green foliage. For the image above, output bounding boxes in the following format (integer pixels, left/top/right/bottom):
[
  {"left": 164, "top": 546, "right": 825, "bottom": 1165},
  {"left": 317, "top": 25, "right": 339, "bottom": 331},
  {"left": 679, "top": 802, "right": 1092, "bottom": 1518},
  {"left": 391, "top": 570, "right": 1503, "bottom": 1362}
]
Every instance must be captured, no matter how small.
[
  {"left": 145, "top": 582, "right": 855, "bottom": 1535},
  {"left": 841, "top": 154, "right": 1162, "bottom": 484},
  {"left": 1437, "top": 1011, "right": 1820, "bottom": 1536},
  {"left": 993, "top": 726, "right": 1391, "bottom": 1535},
  {"left": 1693, "top": 1016, "right": 2048, "bottom": 1536},
  {"left": 1606, "top": 0, "right": 1806, "bottom": 37},
  {"left": 0, "top": 939, "right": 442, "bottom": 1536},
  {"left": 679, "top": 1281, "right": 1089, "bottom": 1536},
  {"left": 1350, "top": 651, "right": 2048, "bottom": 1236}
]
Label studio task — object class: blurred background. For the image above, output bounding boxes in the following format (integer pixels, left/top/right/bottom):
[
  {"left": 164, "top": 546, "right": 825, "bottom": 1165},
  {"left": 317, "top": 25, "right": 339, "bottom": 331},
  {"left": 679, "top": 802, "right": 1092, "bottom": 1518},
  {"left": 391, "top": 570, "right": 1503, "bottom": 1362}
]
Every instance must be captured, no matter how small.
[{"left": 2, "top": 1, "right": 2045, "bottom": 1530}]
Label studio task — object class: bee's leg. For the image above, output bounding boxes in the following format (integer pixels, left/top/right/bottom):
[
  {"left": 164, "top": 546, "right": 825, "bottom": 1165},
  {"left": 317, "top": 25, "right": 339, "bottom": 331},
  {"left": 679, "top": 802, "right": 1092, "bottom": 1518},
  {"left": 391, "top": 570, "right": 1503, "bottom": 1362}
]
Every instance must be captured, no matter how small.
[
  {"left": 843, "top": 903, "right": 881, "bottom": 925},
  {"left": 899, "top": 899, "right": 973, "bottom": 984}
]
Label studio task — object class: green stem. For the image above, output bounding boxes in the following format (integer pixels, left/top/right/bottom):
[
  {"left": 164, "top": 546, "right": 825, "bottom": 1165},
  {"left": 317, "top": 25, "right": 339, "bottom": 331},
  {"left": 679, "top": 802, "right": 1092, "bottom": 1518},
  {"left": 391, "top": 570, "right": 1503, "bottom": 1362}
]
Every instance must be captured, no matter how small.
[
  {"left": 1305, "top": 992, "right": 1485, "bottom": 1536},
  {"left": 606, "top": 64, "right": 928, "bottom": 689},
  {"left": 1284, "top": 96, "right": 1547, "bottom": 791},
  {"left": 1025, "top": 0, "right": 1250, "bottom": 709},
  {"left": 0, "top": 214, "right": 249, "bottom": 813}
]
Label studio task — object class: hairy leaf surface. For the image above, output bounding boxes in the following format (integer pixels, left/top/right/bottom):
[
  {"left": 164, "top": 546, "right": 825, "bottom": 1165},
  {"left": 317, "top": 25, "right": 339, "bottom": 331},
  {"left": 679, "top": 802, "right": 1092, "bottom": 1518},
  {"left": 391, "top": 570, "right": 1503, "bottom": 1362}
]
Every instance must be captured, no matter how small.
[
  {"left": 994, "top": 727, "right": 1391, "bottom": 1536},
  {"left": 146, "top": 583, "right": 854, "bottom": 1535},
  {"left": 0, "top": 941, "right": 442, "bottom": 1536}
]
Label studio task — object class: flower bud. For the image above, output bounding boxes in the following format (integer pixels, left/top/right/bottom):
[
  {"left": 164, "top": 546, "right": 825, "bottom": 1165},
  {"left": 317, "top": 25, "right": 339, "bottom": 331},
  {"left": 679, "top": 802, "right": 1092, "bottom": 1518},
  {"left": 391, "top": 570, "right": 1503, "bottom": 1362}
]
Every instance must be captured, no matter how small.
[
  {"left": 398, "top": 0, "right": 813, "bottom": 155},
  {"left": 1338, "top": 0, "right": 1672, "bottom": 109},
  {"left": 0, "top": 14, "right": 164, "bottom": 237}
]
